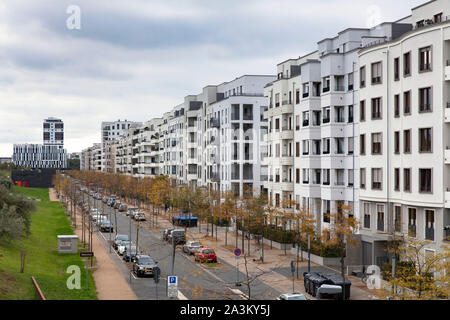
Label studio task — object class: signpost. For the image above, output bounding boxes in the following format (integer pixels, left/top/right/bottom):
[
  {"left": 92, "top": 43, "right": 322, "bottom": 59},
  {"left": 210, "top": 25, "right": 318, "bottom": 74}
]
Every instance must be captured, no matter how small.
[
  {"left": 80, "top": 251, "right": 94, "bottom": 290},
  {"left": 234, "top": 248, "right": 241, "bottom": 287},
  {"left": 290, "top": 261, "right": 295, "bottom": 292},
  {"left": 168, "top": 275, "right": 178, "bottom": 298}
]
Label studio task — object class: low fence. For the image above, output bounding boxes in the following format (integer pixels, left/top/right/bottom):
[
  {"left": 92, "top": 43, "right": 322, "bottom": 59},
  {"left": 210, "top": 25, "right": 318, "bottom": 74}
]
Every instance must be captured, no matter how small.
[{"left": 31, "top": 276, "right": 46, "bottom": 300}]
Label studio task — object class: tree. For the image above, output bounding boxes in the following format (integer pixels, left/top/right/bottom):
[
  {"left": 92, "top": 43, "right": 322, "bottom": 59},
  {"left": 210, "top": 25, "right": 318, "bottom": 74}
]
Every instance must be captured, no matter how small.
[
  {"left": 381, "top": 239, "right": 449, "bottom": 300},
  {"left": 321, "top": 202, "right": 358, "bottom": 300},
  {"left": 292, "top": 205, "right": 316, "bottom": 276}
]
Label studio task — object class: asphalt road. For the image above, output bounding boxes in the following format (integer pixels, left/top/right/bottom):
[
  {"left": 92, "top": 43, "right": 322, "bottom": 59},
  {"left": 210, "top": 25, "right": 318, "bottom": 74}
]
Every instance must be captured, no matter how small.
[{"left": 86, "top": 194, "right": 282, "bottom": 300}]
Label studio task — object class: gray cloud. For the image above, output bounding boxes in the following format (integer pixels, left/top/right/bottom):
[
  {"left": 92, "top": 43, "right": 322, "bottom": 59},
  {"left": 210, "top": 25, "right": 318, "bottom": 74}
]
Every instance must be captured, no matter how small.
[{"left": 0, "top": 0, "right": 422, "bottom": 156}]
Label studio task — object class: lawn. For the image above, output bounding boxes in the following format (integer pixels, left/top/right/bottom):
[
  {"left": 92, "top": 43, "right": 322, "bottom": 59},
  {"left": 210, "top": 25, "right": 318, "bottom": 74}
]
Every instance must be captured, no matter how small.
[{"left": 0, "top": 187, "right": 98, "bottom": 300}]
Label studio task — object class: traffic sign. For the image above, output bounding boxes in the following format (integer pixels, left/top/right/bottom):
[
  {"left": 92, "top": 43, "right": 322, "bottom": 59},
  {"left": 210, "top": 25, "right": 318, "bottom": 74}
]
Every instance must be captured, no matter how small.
[
  {"left": 168, "top": 276, "right": 177, "bottom": 286},
  {"left": 234, "top": 248, "right": 241, "bottom": 257},
  {"left": 80, "top": 251, "right": 94, "bottom": 257}
]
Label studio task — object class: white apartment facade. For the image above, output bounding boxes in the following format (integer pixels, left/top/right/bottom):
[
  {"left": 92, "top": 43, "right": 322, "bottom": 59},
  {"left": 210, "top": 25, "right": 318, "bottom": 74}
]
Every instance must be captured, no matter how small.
[{"left": 358, "top": 0, "right": 450, "bottom": 264}]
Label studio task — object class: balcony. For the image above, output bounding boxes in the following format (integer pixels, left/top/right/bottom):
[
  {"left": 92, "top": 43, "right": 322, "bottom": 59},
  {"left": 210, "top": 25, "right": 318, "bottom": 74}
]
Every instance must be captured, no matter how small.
[
  {"left": 446, "top": 103, "right": 450, "bottom": 122},
  {"left": 210, "top": 118, "right": 220, "bottom": 128},
  {"left": 322, "top": 117, "right": 330, "bottom": 124},
  {"left": 445, "top": 189, "right": 450, "bottom": 208},
  {"left": 303, "top": 92, "right": 309, "bottom": 98},
  {"left": 303, "top": 120, "right": 309, "bottom": 127},
  {"left": 322, "top": 87, "right": 330, "bottom": 93},
  {"left": 446, "top": 62, "right": 450, "bottom": 80},
  {"left": 334, "top": 86, "right": 345, "bottom": 92},
  {"left": 425, "top": 228, "right": 434, "bottom": 241}
]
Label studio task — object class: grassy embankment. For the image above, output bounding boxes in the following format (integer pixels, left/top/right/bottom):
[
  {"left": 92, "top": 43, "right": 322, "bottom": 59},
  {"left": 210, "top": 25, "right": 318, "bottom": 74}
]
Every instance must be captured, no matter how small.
[{"left": 0, "top": 187, "right": 97, "bottom": 300}]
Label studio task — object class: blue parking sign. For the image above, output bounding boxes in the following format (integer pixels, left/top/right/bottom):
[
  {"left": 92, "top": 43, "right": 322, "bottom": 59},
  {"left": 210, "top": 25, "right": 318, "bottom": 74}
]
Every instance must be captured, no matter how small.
[{"left": 169, "top": 276, "right": 177, "bottom": 285}]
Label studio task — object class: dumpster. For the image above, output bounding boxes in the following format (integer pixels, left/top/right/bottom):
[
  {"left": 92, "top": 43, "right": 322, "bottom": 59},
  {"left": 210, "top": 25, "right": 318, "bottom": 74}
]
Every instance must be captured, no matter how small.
[
  {"left": 303, "top": 272, "right": 331, "bottom": 297},
  {"left": 320, "top": 273, "right": 352, "bottom": 300}
]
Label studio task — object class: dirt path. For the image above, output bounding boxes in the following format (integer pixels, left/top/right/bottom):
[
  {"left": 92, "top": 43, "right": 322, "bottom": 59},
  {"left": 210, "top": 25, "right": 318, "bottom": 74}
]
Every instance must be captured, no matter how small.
[{"left": 49, "top": 188, "right": 137, "bottom": 300}]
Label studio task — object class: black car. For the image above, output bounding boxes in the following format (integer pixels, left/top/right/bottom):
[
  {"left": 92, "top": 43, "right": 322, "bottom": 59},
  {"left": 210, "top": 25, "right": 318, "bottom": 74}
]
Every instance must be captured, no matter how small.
[
  {"left": 100, "top": 220, "right": 114, "bottom": 233},
  {"left": 123, "top": 245, "right": 137, "bottom": 262},
  {"left": 113, "top": 234, "right": 129, "bottom": 250},
  {"left": 133, "top": 255, "right": 158, "bottom": 277}
]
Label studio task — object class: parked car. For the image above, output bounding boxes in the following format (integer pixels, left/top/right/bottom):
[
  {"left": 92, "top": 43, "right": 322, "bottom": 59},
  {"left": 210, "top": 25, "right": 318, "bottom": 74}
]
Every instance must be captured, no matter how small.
[
  {"left": 277, "top": 293, "right": 308, "bottom": 300},
  {"left": 133, "top": 212, "right": 146, "bottom": 221},
  {"left": 100, "top": 220, "right": 114, "bottom": 232},
  {"left": 102, "top": 197, "right": 109, "bottom": 203},
  {"left": 117, "top": 240, "right": 133, "bottom": 255},
  {"left": 126, "top": 207, "right": 138, "bottom": 216},
  {"left": 133, "top": 255, "right": 158, "bottom": 277},
  {"left": 194, "top": 248, "right": 217, "bottom": 263},
  {"left": 108, "top": 199, "right": 116, "bottom": 207},
  {"left": 163, "top": 228, "right": 174, "bottom": 241},
  {"left": 118, "top": 204, "right": 128, "bottom": 212},
  {"left": 183, "top": 241, "right": 203, "bottom": 255},
  {"left": 95, "top": 215, "right": 108, "bottom": 226},
  {"left": 168, "top": 229, "right": 186, "bottom": 245},
  {"left": 113, "top": 234, "right": 129, "bottom": 250},
  {"left": 114, "top": 201, "right": 121, "bottom": 209},
  {"left": 123, "top": 245, "right": 137, "bottom": 262}
]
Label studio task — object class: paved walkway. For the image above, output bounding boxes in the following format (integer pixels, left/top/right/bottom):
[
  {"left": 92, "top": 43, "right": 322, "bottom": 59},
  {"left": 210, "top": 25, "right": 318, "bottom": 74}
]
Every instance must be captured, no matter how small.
[{"left": 50, "top": 189, "right": 137, "bottom": 300}]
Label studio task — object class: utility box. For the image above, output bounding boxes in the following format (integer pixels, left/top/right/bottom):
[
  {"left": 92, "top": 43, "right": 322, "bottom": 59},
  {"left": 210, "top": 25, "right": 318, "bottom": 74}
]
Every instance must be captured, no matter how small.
[{"left": 57, "top": 235, "right": 79, "bottom": 254}]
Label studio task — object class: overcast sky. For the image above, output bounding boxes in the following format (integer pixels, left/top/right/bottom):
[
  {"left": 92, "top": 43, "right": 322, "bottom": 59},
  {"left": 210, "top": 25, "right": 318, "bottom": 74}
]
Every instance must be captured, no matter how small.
[{"left": 0, "top": 0, "right": 423, "bottom": 156}]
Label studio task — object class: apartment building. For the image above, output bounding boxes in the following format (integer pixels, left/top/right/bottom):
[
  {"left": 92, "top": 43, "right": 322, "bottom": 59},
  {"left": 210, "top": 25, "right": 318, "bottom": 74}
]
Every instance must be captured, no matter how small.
[
  {"left": 358, "top": 0, "right": 450, "bottom": 264},
  {"left": 107, "top": 75, "right": 275, "bottom": 197},
  {"left": 100, "top": 120, "right": 138, "bottom": 171},
  {"left": 43, "top": 117, "right": 64, "bottom": 146},
  {"left": 13, "top": 118, "right": 67, "bottom": 169}
]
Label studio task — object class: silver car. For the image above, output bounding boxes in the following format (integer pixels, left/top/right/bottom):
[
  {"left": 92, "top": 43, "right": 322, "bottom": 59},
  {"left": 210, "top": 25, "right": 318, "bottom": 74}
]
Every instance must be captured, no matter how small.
[{"left": 183, "top": 241, "right": 203, "bottom": 255}]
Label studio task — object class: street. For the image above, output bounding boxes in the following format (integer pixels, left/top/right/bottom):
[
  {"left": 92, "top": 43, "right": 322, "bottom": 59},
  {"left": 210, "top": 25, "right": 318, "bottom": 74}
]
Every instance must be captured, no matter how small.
[{"left": 88, "top": 195, "right": 283, "bottom": 300}]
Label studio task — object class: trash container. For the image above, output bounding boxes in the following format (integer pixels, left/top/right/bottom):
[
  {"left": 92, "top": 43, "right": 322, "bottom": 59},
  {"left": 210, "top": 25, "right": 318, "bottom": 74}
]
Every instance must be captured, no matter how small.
[{"left": 320, "top": 273, "right": 352, "bottom": 300}]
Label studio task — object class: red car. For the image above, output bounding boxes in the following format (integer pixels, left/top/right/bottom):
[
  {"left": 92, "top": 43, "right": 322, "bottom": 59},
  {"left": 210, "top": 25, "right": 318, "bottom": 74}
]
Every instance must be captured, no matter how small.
[{"left": 194, "top": 248, "right": 217, "bottom": 263}]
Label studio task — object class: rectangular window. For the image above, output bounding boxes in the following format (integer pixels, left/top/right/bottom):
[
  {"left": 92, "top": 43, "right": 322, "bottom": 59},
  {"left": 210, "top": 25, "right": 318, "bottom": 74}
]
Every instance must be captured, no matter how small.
[
  {"left": 419, "top": 128, "right": 432, "bottom": 153},
  {"left": 372, "top": 168, "right": 382, "bottom": 190},
  {"left": 348, "top": 137, "right": 354, "bottom": 155},
  {"left": 275, "top": 93, "right": 280, "bottom": 107},
  {"left": 348, "top": 105, "right": 353, "bottom": 123},
  {"left": 363, "top": 203, "right": 370, "bottom": 228},
  {"left": 394, "top": 206, "right": 402, "bottom": 232},
  {"left": 360, "top": 169, "right": 366, "bottom": 189},
  {"left": 360, "top": 100, "right": 365, "bottom": 121},
  {"left": 394, "top": 94, "right": 400, "bottom": 117},
  {"left": 419, "top": 46, "right": 432, "bottom": 72},
  {"left": 403, "top": 129, "right": 411, "bottom": 153},
  {"left": 296, "top": 168, "right": 300, "bottom": 184},
  {"left": 419, "top": 87, "right": 432, "bottom": 112},
  {"left": 408, "top": 208, "right": 416, "bottom": 237},
  {"left": 371, "top": 61, "right": 382, "bottom": 84},
  {"left": 371, "top": 97, "right": 382, "bottom": 119},
  {"left": 295, "top": 115, "right": 300, "bottom": 130},
  {"left": 377, "top": 205, "right": 385, "bottom": 232},
  {"left": 419, "top": 168, "right": 432, "bottom": 193},
  {"left": 394, "top": 57, "right": 400, "bottom": 80},
  {"left": 404, "top": 91, "right": 411, "bottom": 115},
  {"left": 425, "top": 210, "right": 434, "bottom": 241},
  {"left": 394, "top": 168, "right": 400, "bottom": 191},
  {"left": 403, "top": 52, "right": 411, "bottom": 77},
  {"left": 360, "top": 66, "right": 366, "bottom": 88},
  {"left": 348, "top": 169, "right": 354, "bottom": 187},
  {"left": 394, "top": 131, "right": 400, "bottom": 154},
  {"left": 371, "top": 133, "right": 382, "bottom": 155},
  {"left": 360, "top": 134, "right": 365, "bottom": 155},
  {"left": 404, "top": 168, "right": 411, "bottom": 192},
  {"left": 296, "top": 142, "right": 300, "bottom": 157}
]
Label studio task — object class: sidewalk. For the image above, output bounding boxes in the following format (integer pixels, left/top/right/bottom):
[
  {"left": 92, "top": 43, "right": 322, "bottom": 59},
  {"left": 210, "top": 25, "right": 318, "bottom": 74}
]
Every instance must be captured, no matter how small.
[{"left": 50, "top": 189, "right": 137, "bottom": 300}]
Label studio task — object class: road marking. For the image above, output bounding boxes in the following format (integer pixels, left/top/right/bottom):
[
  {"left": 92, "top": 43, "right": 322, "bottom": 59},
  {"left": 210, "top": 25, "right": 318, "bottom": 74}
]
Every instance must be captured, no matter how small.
[{"left": 177, "top": 290, "right": 188, "bottom": 300}]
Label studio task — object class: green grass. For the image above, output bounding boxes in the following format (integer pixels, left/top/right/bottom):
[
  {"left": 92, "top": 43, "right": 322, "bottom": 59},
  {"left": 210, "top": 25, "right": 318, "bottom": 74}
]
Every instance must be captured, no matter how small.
[{"left": 0, "top": 187, "right": 98, "bottom": 300}]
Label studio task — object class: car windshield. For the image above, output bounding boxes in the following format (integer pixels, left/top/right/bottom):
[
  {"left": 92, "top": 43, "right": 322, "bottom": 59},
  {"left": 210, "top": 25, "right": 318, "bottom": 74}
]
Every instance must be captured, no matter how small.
[
  {"left": 191, "top": 242, "right": 201, "bottom": 246},
  {"left": 202, "top": 249, "right": 214, "bottom": 254},
  {"left": 117, "top": 235, "right": 129, "bottom": 241},
  {"left": 121, "top": 241, "right": 131, "bottom": 246},
  {"left": 139, "top": 257, "right": 155, "bottom": 265}
]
